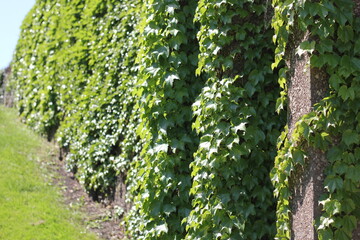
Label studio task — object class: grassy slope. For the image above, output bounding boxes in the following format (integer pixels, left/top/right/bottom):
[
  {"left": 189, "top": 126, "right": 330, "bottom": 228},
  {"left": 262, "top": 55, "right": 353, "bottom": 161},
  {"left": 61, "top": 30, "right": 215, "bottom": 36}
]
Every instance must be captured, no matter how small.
[{"left": 0, "top": 106, "right": 99, "bottom": 240}]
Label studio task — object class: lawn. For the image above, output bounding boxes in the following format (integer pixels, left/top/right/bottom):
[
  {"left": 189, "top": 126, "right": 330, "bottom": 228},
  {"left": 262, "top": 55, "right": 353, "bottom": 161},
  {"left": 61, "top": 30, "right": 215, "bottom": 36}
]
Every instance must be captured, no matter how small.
[{"left": 0, "top": 106, "right": 99, "bottom": 240}]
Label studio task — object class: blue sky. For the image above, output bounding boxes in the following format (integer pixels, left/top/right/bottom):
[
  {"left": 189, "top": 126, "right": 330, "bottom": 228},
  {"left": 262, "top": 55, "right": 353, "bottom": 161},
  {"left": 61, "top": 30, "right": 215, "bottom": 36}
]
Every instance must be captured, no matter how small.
[{"left": 0, "top": 0, "right": 36, "bottom": 69}]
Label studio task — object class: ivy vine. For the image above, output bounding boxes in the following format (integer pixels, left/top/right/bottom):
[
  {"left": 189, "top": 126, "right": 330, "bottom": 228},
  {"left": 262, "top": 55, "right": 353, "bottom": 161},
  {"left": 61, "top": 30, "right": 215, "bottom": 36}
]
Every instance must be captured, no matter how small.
[
  {"left": 125, "top": 0, "right": 205, "bottom": 238},
  {"left": 184, "top": 0, "right": 285, "bottom": 239},
  {"left": 271, "top": 0, "right": 360, "bottom": 239}
]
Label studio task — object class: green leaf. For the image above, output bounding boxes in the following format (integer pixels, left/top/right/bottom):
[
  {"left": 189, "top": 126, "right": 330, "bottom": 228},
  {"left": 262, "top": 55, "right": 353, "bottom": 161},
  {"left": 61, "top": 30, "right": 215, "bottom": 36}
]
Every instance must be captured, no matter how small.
[
  {"left": 245, "top": 82, "right": 256, "bottom": 97},
  {"left": 154, "top": 143, "right": 169, "bottom": 153},
  {"left": 342, "top": 129, "right": 359, "bottom": 146},
  {"left": 329, "top": 74, "right": 341, "bottom": 90},
  {"left": 317, "top": 39, "right": 333, "bottom": 53},
  {"left": 342, "top": 215, "right": 357, "bottom": 233},
  {"left": 324, "top": 176, "right": 343, "bottom": 193},
  {"left": 155, "top": 223, "right": 168, "bottom": 234},
  {"left": 337, "top": 25, "right": 354, "bottom": 42},
  {"left": 342, "top": 199, "right": 356, "bottom": 214},
  {"left": 318, "top": 215, "right": 335, "bottom": 230},
  {"left": 199, "top": 141, "right": 211, "bottom": 150},
  {"left": 354, "top": 39, "right": 360, "bottom": 54},
  {"left": 232, "top": 122, "right": 247, "bottom": 133},
  {"left": 164, "top": 73, "right": 179, "bottom": 86},
  {"left": 163, "top": 204, "right": 176, "bottom": 215},
  {"left": 319, "top": 228, "right": 334, "bottom": 240},
  {"left": 275, "top": 95, "right": 286, "bottom": 114},
  {"left": 220, "top": 193, "right": 231, "bottom": 204},
  {"left": 338, "top": 85, "right": 349, "bottom": 101},
  {"left": 322, "top": 198, "right": 342, "bottom": 215},
  {"left": 345, "top": 165, "right": 360, "bottom": 182},
  {"left": 152, "top": 45, "right": 170, "bottom": 60},
  {"left": 292, "top": 149, "right": 305, "bottom": 165},
  {"left": 334, "top": 228, "right": 351, "bottom": 240},
  {"left": 324, "top": 54, "right": 340, "bottom": 68},
  {"left": 236, "top": 29, "right": 246, "bottom": 40},
  {"left": 296, "top": 40, "right": 315, "bottom": 56},
  {"left": 351, "top": 57, "right": 360, "bottom": 71}
]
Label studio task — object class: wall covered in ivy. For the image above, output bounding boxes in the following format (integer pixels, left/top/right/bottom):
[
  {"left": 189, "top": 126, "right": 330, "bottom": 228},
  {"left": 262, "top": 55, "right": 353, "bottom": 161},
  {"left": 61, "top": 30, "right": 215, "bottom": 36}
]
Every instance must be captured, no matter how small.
[{"left": 10, "top": 0, "right": 360, "bottom": 239}]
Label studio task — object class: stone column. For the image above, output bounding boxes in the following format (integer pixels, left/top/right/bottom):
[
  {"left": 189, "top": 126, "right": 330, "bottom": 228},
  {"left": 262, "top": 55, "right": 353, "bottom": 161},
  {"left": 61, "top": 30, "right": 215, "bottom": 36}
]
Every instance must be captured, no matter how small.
[{"left": 286, "top": 30, "right": 328, "bottom": 240}]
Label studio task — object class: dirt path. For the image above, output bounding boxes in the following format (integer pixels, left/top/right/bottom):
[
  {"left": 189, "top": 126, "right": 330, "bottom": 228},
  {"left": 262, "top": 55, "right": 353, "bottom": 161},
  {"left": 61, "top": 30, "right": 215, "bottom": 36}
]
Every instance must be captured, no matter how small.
[{"left": 46, "top": 148, "right": 126, "bottom": 240}]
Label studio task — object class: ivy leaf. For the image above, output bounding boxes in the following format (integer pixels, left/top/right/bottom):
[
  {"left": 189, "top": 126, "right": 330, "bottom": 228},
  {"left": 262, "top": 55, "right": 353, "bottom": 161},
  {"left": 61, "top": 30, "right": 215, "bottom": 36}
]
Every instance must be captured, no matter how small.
[
  {"left": 232, "top": 122, "right": 247, "bottom": 133},
  {"left": 199, "top": 141, "right": 211, "bottom": 150},
  {"left": 318, "top": 215, "right": 334, "bottom": 230},
  {"left": 318, "top": 228, "right": 334, "bottom": 240},
  {"left": 220, "top": 193, "right": 231, "bottom": 204},
  {"left": 321, "top": 198, "right": 342, "bottom": 216},
  {"left": 166, "top": 3, "right": 179, "bottom": 15},
  {"left": 324, "top": 176, "right": 343, "bottom": 193},
  {"left": 334, "top": 228, "right": 351, "bottom": 240},
  {"left": 164, "top": 73, "right": 179, "bottom": 86},
  {"left": 275, "top": 94, "right": 286, "bottom": 114},
  {"left": 333, "top": 162, "right": 348, "bottom": 175},
  {"left": 337, "top": 25, "right": 354, "bottom": 42},
  {"left": 292, "top": 149, "right": 305, "bottom": 165},
  {"left": 152, "top": 45, "right": 170, "bottom": 60},
  {"left": 296, "top": 40, "right": 315, "bottom": 56},
  {"left": 317, "top": 39, "right": 333, "bottom": 53},
  {"left": 342, "top": 199, "right": 356, "bottom": 214},
  {"left": 244, "top": 126, "right": 265, "bottom": 144},
  {"left": 245, "top": 82, "right": 256, "bottom": 97},
  {"left": 231, "top": 186, "right": 241, "bottom": 201},
  {"left": 338, "top": 85, "right": 349, "bottom": 101},
  {"left": 236, "top": 29, "right": 246, "bottom": 40},
  {"left": 248, "top": 69, "right": 264, "bottom": 85},
  {"left": 345, "top": 166, "right": 360, "bottom": 182},
  {"left": 329, "top": 74, "right": 341, "bottom": 90},
  {"left": 244, "top": 204, "right": 255, "bottom": 218},
  {"left": 351, "top": 57, "right": 360, "bottom": 71},
  {"left": 154, "top": 143, "right": 169, "bottom": 153},
  {"left": 155, "top": 223, "right": 168, "bottom": 234},
  {"left": 354, "top": 39, "right": 360, "bottom": 54},
  {"left": 342, "top": 129, "right": 359, "bottom": 146},
  {"left": 342, "top": 215, "right": 357, "bottom": 234},
  {"left": 163, "top": 204, "right": 176, "bottom": 216},
  {"left": 323, "top": 54, "right": 340, "bottom": 68}
]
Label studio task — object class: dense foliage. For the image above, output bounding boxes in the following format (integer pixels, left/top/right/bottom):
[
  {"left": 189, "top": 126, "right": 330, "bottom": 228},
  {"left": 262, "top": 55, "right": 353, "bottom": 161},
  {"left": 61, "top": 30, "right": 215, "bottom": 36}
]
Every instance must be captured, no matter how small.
[
  {"left": 55, "top": 0, "right": 142, "bottom": 198},
  {"left": 125, "top": 0, "right": 205, "bottom": 238},
  {"left": 10, "top": 0, "right": 360, "bottom": 239},
  {"left": 271, "top": 0, "right": 360, "bottom": 239},
  {"left": 13, "top": 0, "right": 141, "bottom": 197},
  {"left": 183, "top": 0, "right": 285, "bottom": 239}
]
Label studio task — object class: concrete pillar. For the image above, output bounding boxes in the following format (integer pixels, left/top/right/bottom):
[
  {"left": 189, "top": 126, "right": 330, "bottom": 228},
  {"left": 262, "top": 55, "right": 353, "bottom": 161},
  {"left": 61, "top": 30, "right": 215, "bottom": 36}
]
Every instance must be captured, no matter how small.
[{"left": 286, "top": 31, "right": 328, "bottom": 240}]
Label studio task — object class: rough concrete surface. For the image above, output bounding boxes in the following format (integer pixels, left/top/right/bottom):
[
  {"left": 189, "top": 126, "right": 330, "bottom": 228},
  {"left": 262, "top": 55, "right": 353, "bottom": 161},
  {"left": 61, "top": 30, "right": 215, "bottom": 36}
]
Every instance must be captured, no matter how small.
[{"left": 286, "top": 30, "right": 328, "bottom": 240}]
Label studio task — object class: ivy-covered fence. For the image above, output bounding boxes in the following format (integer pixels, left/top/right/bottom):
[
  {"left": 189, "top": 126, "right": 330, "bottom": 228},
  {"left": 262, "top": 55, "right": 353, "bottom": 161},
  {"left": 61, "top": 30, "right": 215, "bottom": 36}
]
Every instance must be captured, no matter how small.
[{"left": 9, "top": 0, "right": 360, "bottom": 239}]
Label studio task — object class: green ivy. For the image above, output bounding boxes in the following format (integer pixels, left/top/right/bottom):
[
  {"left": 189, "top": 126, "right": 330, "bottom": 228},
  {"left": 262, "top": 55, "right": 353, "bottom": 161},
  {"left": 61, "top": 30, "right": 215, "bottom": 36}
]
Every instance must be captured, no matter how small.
[
  {"left": 271, "top": 0, "right": 360, "bottom": 239},
  {"left": 11, "top": 0, "right": 142, "bottom": 198},
  {"left": 56, "top": 0, "right": 142, "bottom": 197},
  {"left": 184, "top": 0, "right": 285, "bottom": 239},
  {"left": 12, "top": 0, "right": 62, "bottom": 137},
  {"left": 125, "top": 0, "right": 205, "bottom": 238}
]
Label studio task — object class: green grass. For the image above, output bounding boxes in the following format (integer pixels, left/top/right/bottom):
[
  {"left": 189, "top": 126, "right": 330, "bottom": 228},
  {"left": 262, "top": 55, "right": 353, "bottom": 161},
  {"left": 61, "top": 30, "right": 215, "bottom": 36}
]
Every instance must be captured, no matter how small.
[{"left": 0, "top": 106, "right": 99, "bottom": 240}]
